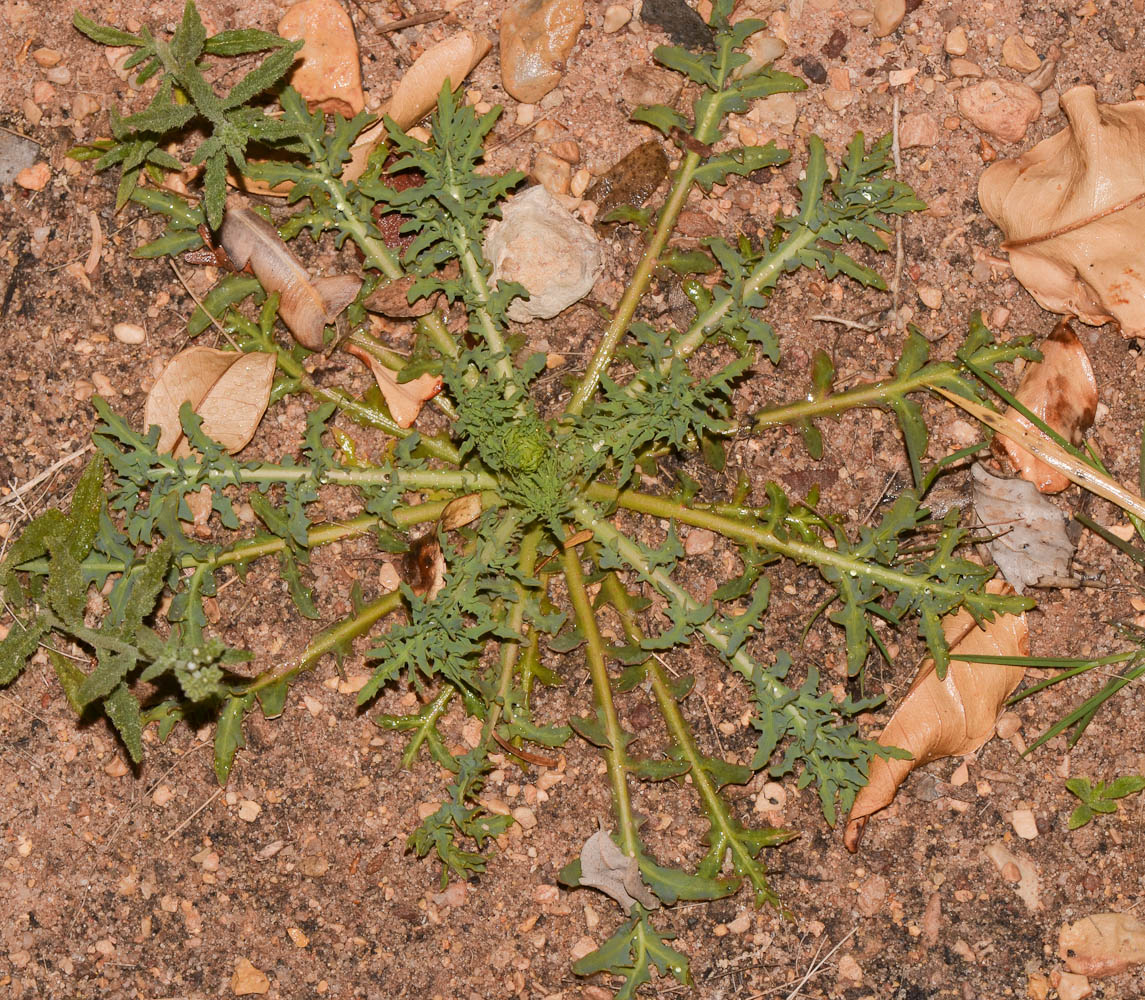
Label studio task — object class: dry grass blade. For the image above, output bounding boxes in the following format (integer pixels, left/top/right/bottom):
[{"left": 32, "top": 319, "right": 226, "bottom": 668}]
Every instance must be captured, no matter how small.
[{"left": 935, "top": 386, "right": 1145, "bottom": 521}]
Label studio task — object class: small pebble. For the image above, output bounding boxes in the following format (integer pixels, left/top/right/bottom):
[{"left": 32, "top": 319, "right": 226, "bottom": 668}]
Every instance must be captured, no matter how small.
[
  {"left": 15, "top": 162, "right": 50, "bottom": 191},
  {"left": 104, "top": 757, "right": 130, "bottom": 777},
  {"left": 287, "top": 926, "right": 309, "bottom": 948},
  {"left": 1010, "top": 808, "right": 1038, "bottom": 839},
  {"left": 837, "top": 953, "right": 863, "bottom": 982},
  {"left": 32, "top": 47, "right": 61, "bottom": 67},
  {"left": 950, "top": 58, "right": 984, "bottom": 77},
  {"left": 917, "top": 285, "right": 942, "bottom": 309},
  {"left": 957, "top": 78, "right": 1041, "bottom": 143},
  {"left": 1002, "top": 35, "right": 1041, "bottom": 73},
  {"left": 570, "top": 935, "right": 597, "bottom": 961},
  {"left": 1054, "top": 972, "right": 1092, "bottom": 1000},
  {"left": 944, "top": 26, "right": 969, "bottom": 55},
  {"left": 870, "top": 0, "right": 904, "bottom": 37},
  {"left": 603, "top": 3, "right": 631, "bottom": 31},
  {"left": 995, "top": 712, "right": 1022, "bottom": 738},
  {"left": 32, "top": 80, "right": 56, "bottom": 104},
  {"left": 501, "top": 0, "right": 585, "bottom": 105},
  {"left": 900, "top": 112, "right": 939, "bottom": 148},
  {"left": 152, "top": 784, "right": 175, "bottom": 806},
  {"left": 113, "top": 322, "right": 147, "bottom": 344},
  {"left": 684, "top": 528, "right": 715, "bottom": 555},
  {"left": 238, "top": 800, "right": 261, "bottom": 822},
  {"left": 533, "top": 149, "right": 572, "bottom": 195},
  {"left": 231, "top": 957, "right": 270, "bottom": 996},
  {"left": 512, "top": 806, "right": 537, "bottom": 829},
  {"left": 46, "top": 66, "right": 72, "bottom": 85}
]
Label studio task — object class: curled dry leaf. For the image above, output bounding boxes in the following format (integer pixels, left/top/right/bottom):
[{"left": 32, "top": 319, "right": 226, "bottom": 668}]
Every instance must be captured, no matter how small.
[
  {"left": 979, "top": 86, "right": 1145, "bottom": 337},
  {"left": 993, "top": 320, "right": 1097, "bottom": 493},
  {"left": 843, "top": 580, "right": 1028, "bottom": 852},
  {"left": 342, "top": 31, "right": 492, "bottom": 183},
  {"left": 343, "top": 343, "right": 442, "bottom": 428},
  {"left": 577, "top": 828, "right": 659, "bottom": 914},
  {"left": 277, "top": 0, "right": 365, "bottom": 118},
  {"left": 144, "top": 346, "right": 276, "bottom": 456},
  {"left": 971, "top": 464, "right": 1075, "bottom": 593},
  {"left": 220, "top": 205, "right": 361, "bottom": 350},
  {"left": 402, "top": 533, "right": 446, "bottom": 600},
  {"left": 1060, "top": 912, "right": 1145, "bottom": 978}
]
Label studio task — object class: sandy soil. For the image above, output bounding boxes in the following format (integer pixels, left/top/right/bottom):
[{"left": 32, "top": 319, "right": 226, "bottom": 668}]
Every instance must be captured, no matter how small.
[{"left": 2, "top": 0, "right": 1145, "bottom": 998}]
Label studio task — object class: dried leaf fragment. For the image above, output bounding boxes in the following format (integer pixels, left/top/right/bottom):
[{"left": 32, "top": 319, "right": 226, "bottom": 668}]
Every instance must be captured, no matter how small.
[
  {"left": 844, "top": 581, "right": 1028, "bottom": 852},
  {"left": 363, "top": 274, "right": 438, "bottom": 318},
  {"left": 1060, "top": 912, "right": 1145, "bottom": 978},
  {"left": 971, "top": 464, "right": 1075, "bottom": 593},
  {"left": 145, "top": 347, "right": 276, "bottom": 456},
  {"left": 220, "top": 206, "right": 361, "bottom": 350},
  {"left": 577, "top": 828, "right": 659, "bottom": 914},
  {"left": 342, "top": 31, "right": 492, "bottom": 182},
  {"left": 277, "top": 0, "right": 365, "bottom": 118},
  {"left": 344, "top": 344, "right": 442, "bottom": 429},
  {"left": 993, "top": 321, "right": 1097, "bottom": 493},
  {"left": 979, "top": 86, "right": 1145, "bottom": 336}
]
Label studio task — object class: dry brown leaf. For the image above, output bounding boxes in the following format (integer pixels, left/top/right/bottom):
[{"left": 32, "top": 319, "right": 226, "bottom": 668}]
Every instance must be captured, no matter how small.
[
  {"left": 277, "top": 0, "right": 365, "bottom": 118},
  {"left": 971, "top": 464, "right": 1075, "bottom": 593},
  {"left": 993, "top": 320, "right": 1097, "bottom": 492},
  {"left": 577, "top": 828, "right": 659, "bottom": 914},
  {"left": 342, "top": 31, "right": 492, "bottom": 183},
  {"left": 979, "top": 86, "right": 1145, "bottom": 337},
  {"left": 843, "top": 580, "right": 1028, "bottom": 852},
  {"left": 402, "top": 533, "right": 446, "bottom": 600},
  {"left": 144, "top": 346, "right": 276, "bottom": 456},
  {"left": 219, "top": 205, "right": 361, "bottom": 350},
  {"left": 344, "top": 343, "right": 441, "bottom": 428},
  {"left": 1060, "top": 913, "right": 1145, "bottom": 978}
]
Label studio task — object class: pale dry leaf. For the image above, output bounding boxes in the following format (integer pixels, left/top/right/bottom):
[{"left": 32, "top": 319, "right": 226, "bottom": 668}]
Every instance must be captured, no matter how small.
[
  {"left": 979, "top": 86, "right": 1145, "bottom": 336},
  {"left": 993, "top": 321, "right": 1097, "bottom": 492},
  {"left": 844, "top": 580, "right": 1028, "bottom": 852},
  {"left": 219, "top": 205, "right": 362, "bottom": 350},
  {"left": 343, "top": 343, "right": 442, "bottom": 429},
  {"left": 144, "top": 346, "right": 276, "bottom": 456},
  {"left": 577, "top": 828, "right": 659, "bottom": 914},
  {"left": 441, "top": 494, "right": 483, "bottom": 531},
  {"left": 983, "top": 841, "right": 1040, "bottom": 911},
  {"left": 971, "top": 464, "right": 1075, "bottom": 593},
  {"left": 277, "top": 0, "right": 365, "bottom": 118},
  {"left": 342, "top": 31, "right": 492, "bottom": 182},
  {"left": 1059, "top": 912, "right": 1145, "bottom": 978}
]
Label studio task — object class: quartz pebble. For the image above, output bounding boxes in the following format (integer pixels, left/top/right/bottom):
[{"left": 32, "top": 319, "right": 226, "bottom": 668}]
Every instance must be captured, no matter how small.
[
  {"left": 533, "top": 150, "right": 571, "bottom": 195},
  {"left": 917, "top": 285, "right": 942, "bottom": 309},
  {"left": 957, "top": 78, "right": 1041, "bottom": 143},
  {"left": 684, "top": 528, "right": 715, "bottom": 555},
  {"left": 113, "top": 322, "right": 147, "bottom": 345},
  {"left": 501, "top": 0, "right": 585, "bottom": 105},
  {"left": 16, "top": 162, "right": 50, "bottom": 191},
  {"left": 1010, "top": 808, "right": 1038, "bottom": 839},
  {"left": 32, "top": 47, "right": 61, "bottom": 67},
  {"left": 484, "top": 185, "right": 602, "bottom": 321},
  {"left": 950, "top": 58, "right": 984, "bottom": 77},
  {"left": 995, "top": 712, "right": 1022, "bottom": 738}
]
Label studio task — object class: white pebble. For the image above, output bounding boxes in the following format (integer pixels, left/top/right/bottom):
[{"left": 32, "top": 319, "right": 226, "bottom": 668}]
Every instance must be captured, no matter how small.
[{"left": 113, "top": 322, "right": 146, "bottom": 344}]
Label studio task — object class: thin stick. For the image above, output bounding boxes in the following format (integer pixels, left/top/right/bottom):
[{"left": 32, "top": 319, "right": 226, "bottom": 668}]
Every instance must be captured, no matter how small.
[
  {"left": 890, "top": 89, "right": 904, "bottom": 322},
  {"left": 168, "top": 258, "right": 240, "bottom": 349},
  {"left": 0, "top": 443, "right": 93, "bottom": 509},
  {"left": 809, "top": 313, "right": 877, "bottom": 332},
  {"left": 376, "top": 9, "right": 447, "bottom": 31},
  {"left": 779, "top": 927, "right": 856, "bottom": 1000},
  {"left": 163, "top": 786, "right": 224, "bottom": 843}
]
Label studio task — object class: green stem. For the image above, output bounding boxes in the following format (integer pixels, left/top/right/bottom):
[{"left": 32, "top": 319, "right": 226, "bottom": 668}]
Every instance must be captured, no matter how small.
[
  {"left": 582, "top": 485, "right": 1032, "bottom": 616},
  {"left": 565, "top": 148, "right": 703, "bottom": 417},
  {"left": 400, "top": 686, "right": 456, "bottom": 768},
  {"left": 242, "top": 588, "right": 403, "bottom": 695},
  {"left": 562, "top": 543, "right": 638, "bottom": 854},
  {"left": 300, "top": 128, "right": 460, "bottom": 362},
  {"left": 601, "top": 571, "right": 776, "bottom": 898}
]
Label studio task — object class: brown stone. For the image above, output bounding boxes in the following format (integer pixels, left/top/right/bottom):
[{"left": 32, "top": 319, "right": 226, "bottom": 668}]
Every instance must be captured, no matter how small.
[
  {"left": 278, "top": 0, "right": 365, "bottom": 118},
  {"left": 957, "top": 78, "right": 1041, "bottom": 143},
  {"left": 501, "top": 0, "right": 585, "bottom": 105}
]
